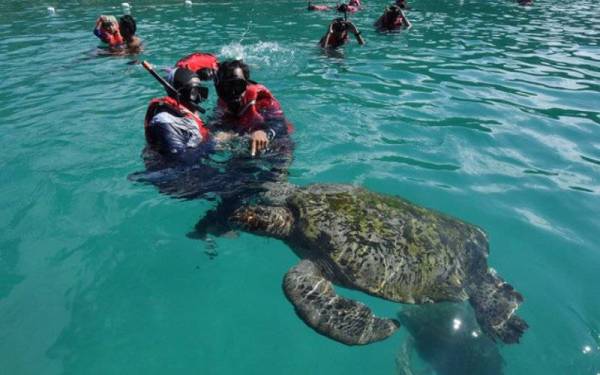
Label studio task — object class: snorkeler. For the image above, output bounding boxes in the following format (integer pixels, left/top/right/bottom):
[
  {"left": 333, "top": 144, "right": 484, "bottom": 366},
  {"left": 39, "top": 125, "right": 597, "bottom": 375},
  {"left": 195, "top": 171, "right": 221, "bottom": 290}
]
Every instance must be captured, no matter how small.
[
  {"left": 144, "top": 66, "right": 210, "bottom": 156},
  {"left": 118, "top": 15, "right": 142, "bottom": 52},
  {"left": 374, "top": 5, "right": 412, "bottom": 32},
  {"left": 337, "top": 0, "right": 361, "bottom": 13},
  {"left": 320, "top": 17, "right": 365, "bottom": 48},
  {"left": 308, "top": 1, "right": 331, "bottom": 11},
  {"left": 93, "top": 15, "right": 123, "bottom": 47},
  {"left": 213, "top": 60, "right": 290, "bottom": 157}
]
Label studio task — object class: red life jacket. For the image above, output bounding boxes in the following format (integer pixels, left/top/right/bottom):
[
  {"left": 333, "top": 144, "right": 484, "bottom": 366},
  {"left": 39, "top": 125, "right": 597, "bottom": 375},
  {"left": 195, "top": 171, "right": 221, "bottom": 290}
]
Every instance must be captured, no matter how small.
[
  {"left": 175, "top": 52, "right": 219, "bottom": 73},
  {"left": 144, "top": 96, "right": 209, "bottom": 141},
  {"left": 218, "top": 84, "right": 293, "bottom": 133},
  {"left": 323, "top": 31, "right": 348, "bottom": 48},
  {"left": 104, "top": 28, "right": 124, "bottom": 47},
  {"left": 376, "top": 14, "right": 404, "bottom": 30}
]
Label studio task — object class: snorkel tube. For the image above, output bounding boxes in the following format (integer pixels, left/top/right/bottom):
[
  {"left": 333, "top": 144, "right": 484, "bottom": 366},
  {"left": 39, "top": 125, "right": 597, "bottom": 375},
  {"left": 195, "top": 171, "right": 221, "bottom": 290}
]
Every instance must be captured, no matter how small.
[{"left": 141, "top": 60, "right": 206, "bottom": 113}]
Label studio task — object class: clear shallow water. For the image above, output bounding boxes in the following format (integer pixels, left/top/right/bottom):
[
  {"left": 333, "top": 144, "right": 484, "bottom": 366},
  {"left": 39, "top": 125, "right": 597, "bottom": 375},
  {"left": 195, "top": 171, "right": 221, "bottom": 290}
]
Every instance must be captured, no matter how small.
[{"left": 1, "top": 0, "right": 599, "bottom": 374}]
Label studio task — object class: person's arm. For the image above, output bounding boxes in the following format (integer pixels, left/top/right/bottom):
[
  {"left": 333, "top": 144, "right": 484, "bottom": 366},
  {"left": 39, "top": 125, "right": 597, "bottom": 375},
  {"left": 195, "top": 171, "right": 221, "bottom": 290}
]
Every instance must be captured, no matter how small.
[
  {"left": 347, "top": 22, "right": 365, "bottom": 45},
  {"left": 248, "top": 95, "right": 288, "bottom": 156},
  {"left": 320, "top": 23, "right": 334, "bottom": 48},
  {"left": 400, "top": 9, "right": 412, "bottom": 29},
  {"left": 93, "top": 17, "right": 106, "bottom": 40}
]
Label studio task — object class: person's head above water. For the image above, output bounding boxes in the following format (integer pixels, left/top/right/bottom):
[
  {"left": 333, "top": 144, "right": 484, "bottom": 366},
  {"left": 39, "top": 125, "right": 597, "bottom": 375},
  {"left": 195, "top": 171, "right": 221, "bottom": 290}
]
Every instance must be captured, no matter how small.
[
  {"left": 100, "top": 15, "right": 118, "bottom": 33},
  {"left": 386, "top": 5, "right": 401, "bottom": 18},
  {"left": 118, "top": 15, "right": 136, "bottom": 41},
  {"left": 169, "top": 68, "right": 207, "bottom": 111},
  {"left": 337, "top": 3, "right": 349, "bottom": 13},
  {"left": 215, "top": 59, "right": 251, "bottom": 112}
]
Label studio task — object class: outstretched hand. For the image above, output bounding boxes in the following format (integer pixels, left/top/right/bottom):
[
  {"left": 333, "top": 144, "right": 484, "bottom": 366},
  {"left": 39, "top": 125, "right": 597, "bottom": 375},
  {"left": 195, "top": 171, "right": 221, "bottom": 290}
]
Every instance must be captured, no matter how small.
[{"left": 250, "top": 130, "right": 269, "bottom": 157}]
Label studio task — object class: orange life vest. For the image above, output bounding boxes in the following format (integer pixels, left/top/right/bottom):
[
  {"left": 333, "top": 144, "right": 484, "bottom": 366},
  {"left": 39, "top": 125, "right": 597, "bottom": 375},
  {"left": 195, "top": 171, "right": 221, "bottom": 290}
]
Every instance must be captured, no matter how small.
[
  {"left": 217, "top": 84, "right": 293, "bottom": 134},
  {"left": 144, "top": 96, "right": 209, "bottom": 141}
]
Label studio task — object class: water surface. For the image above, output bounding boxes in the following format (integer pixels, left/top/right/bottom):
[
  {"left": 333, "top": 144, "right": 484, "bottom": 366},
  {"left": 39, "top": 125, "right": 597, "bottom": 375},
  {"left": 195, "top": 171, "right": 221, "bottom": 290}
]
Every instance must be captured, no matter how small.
[{"left": 1, "top": 0, "right": 599, "bottom": 374}]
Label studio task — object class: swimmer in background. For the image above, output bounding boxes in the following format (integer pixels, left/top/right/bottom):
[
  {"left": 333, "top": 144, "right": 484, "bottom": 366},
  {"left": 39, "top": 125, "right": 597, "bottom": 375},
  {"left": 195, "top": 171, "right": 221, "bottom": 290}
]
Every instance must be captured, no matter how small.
[
  {"left": 337, "top": 0, "right": 362, "bottom": 13},
  {"left": 518, "top": 0, "right": 533, "bottom": 6},
  {"left": 118, "top": 15, "right": 143, "bottom": 53},
  {"left": 308, "top": 1, "right": 331, "bottom": 11},
  {"left": 320, "top": 17, "right": 365, "bottom": 48},
  {"left": 374, "top": 5, "right": 412, "bottom": 32},
  {"left": 175, "top": 52, "right": 219, "bottom": 81},
  {"left": 93, "top": 15, "right": 123, "bottom": 47},
  {"left": 336, "top": 2, "right": 360, "bottom": 14}
]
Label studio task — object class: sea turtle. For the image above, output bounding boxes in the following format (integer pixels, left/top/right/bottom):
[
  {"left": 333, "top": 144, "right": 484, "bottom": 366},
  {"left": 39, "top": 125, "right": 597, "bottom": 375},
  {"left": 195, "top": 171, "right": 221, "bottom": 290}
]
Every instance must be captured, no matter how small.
[{"left": 212, "top": 183, "right": 528, "bottom": 345}]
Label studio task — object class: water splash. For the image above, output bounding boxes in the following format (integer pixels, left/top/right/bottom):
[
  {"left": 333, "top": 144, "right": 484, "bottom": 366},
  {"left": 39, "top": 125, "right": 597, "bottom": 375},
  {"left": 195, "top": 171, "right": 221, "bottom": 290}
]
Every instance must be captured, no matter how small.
[{"left": 219, "top": 41, "right": 298, "bottom": 76}]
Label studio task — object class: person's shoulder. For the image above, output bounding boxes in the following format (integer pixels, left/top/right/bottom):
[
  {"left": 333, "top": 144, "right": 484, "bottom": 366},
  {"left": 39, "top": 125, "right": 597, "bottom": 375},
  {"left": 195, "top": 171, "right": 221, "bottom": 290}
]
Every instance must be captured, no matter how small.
[{"left": 130, "top": 36, "right": 142, "bottom": 46}]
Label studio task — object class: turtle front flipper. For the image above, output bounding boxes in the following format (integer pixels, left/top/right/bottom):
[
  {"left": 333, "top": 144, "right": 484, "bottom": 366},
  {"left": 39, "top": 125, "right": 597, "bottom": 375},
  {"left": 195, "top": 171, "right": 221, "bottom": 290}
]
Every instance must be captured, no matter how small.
[
  {"left": 468, "top": 271, "right": 529, "bottom": 344},
  {"left": 283, "top": 259, "right": 400, "bottom": 345}
]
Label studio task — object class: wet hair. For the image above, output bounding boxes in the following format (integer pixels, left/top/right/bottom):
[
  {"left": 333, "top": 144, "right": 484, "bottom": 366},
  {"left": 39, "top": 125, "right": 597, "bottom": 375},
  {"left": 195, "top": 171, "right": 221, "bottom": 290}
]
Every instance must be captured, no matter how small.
[
  {"left": 216, "top": 59, "right": 250, "bottom": 82},
  {"left": 119, "top": 15, "right": 137, "bottom": 40}
]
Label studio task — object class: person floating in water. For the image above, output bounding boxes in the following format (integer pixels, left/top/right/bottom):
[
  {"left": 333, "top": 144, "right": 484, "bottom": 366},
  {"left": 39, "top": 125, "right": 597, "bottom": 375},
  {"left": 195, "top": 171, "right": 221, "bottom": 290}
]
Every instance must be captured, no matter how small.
[
  {"left": 307, "top": 1, "right": 331, "bottom": 11},
  {"left": 144, "top": 67, "right": 210, "bottom": 157},
  {"left": 118, "top": 15, "right": 143, "bottom": 52},
  {"left": 93, "top": 15, "right": 123, "bottom": 47},
  {"left": 375, "top": 5, "right": 412, "bottom": 32},
  {"left": 337, "top": 0, "right": 362, "bottom": 13},
  {"left": 320, "top": 18, "right": 365, "bottom": 48},
  {"left": 212, "top": 59, "right": 291, "bottom": 157}
]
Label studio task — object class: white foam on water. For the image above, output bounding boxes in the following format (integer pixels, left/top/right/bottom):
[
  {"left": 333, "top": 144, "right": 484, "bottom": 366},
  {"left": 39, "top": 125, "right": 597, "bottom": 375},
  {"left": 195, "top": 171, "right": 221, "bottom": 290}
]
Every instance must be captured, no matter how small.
[
  {"left": 185, "top": 0, "right": 193, "bottom": 6},
  {"left": 47, "top": 7, "right": 56, "bottom": 15},
  {"left": 219, "top": 41, "right": 298, "bottom": 76}
]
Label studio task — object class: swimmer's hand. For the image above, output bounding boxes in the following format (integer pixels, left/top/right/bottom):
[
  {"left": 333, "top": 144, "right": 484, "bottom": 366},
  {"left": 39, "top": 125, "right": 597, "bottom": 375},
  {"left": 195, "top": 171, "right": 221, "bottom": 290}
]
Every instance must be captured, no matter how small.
[{"left": 250, "top": 130, "right": 269, "bottom": 157}]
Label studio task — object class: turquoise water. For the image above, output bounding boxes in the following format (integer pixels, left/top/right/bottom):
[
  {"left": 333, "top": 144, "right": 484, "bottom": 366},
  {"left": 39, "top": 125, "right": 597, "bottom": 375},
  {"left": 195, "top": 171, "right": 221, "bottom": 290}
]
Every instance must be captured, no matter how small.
[{"left": 1, "top": 0, "right": 599, "bottom": 373}]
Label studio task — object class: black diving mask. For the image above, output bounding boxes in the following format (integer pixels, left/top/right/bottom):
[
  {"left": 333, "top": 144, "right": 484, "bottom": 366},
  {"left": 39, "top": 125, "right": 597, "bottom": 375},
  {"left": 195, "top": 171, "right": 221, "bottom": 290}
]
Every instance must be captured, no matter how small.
[
  {"left": 218, "top": 78, "right": 248, "bottom": 101},
  {"left": 180, "top": 78, "right": 208, "bottom": 104}
]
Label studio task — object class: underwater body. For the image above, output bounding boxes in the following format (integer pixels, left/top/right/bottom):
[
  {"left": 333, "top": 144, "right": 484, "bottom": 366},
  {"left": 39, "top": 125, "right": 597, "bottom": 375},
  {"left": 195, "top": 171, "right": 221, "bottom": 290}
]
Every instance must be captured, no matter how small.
[{"left": 1, "top": 0, "right": 599, "bottom": 374}]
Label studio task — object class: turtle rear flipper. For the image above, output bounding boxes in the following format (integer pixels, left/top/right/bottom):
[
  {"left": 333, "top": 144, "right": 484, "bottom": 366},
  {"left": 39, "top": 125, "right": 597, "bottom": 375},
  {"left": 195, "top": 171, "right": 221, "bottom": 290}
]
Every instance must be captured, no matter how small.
[
  {"left": 468, "top": 272, "right": 529, "bottom": 344},
  {"left": 283, "top": 259, "right": 400, "bottom": 345}
]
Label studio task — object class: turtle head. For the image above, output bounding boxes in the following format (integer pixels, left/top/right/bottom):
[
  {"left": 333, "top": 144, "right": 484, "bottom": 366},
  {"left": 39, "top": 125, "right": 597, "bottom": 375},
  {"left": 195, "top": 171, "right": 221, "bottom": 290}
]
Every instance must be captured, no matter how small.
[{"left": 229, "top": 205, "right": 293, "bottom": 239}]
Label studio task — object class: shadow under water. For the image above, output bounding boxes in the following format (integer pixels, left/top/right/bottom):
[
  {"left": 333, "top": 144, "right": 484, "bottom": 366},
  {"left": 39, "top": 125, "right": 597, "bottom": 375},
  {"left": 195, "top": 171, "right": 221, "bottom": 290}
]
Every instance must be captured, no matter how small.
[{"left": 396, "top": 302, "right": 504, "bottom": 375}]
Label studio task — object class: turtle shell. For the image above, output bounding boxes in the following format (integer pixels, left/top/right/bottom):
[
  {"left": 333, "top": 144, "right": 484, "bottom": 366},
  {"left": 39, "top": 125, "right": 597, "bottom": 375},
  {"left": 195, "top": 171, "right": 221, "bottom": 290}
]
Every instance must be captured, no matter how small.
[{"left": 285, "top": 184, "right": 489, "bottom": 304}]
